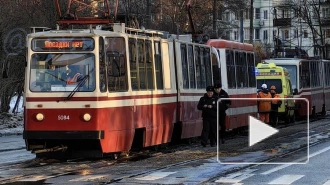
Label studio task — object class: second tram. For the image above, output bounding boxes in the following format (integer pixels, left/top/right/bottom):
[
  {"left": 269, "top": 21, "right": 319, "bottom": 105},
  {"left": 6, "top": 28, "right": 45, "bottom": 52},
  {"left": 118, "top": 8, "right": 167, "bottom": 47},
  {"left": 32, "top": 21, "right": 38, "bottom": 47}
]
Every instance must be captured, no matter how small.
[{"left": 263, "top": 58, "right": 329, "bottom": 118}]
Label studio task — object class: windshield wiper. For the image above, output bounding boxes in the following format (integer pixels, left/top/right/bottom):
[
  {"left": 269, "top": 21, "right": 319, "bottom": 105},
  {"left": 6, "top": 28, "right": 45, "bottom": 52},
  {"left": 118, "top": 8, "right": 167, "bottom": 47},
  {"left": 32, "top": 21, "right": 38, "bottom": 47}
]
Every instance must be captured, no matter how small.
[{"left": 64, "top": 75, "right": 89, "bottom": 101}]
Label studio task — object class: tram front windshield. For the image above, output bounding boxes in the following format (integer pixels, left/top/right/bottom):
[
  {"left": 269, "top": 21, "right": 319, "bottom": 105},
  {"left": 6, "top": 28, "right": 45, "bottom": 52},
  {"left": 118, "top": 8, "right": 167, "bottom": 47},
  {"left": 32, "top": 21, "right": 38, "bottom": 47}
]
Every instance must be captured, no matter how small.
[
  {"left": 29, "top": 53, "right": 96, "bottom": 92},
  {"left": 277, "top": 65, "right": 297, "bottom": 90}
]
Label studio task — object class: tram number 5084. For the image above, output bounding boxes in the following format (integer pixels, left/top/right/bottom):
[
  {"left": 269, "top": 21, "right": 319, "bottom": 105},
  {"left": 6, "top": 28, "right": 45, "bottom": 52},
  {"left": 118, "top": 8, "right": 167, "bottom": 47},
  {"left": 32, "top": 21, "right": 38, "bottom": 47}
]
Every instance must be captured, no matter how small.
[{"left": 58, "top": 115, "right": 70, "bottom": 120}]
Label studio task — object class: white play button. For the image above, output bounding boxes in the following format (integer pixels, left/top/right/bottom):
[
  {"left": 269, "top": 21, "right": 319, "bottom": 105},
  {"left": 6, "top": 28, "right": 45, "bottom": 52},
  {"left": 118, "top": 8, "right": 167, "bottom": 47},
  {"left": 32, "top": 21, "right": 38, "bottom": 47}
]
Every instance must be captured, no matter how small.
[{"left": 249, "top": 116, "right": 279, "bottom": 147}]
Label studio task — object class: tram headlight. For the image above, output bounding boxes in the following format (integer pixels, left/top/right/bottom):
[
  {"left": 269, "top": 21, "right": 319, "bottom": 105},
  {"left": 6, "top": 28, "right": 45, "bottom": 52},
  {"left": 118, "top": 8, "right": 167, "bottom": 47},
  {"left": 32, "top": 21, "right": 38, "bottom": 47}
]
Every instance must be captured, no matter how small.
[
  {"left": 83, "top": 113, "right": 91, "bottom": 122},
  {"left": 36, "top": 113, "right": 44, "bottom": 121}
]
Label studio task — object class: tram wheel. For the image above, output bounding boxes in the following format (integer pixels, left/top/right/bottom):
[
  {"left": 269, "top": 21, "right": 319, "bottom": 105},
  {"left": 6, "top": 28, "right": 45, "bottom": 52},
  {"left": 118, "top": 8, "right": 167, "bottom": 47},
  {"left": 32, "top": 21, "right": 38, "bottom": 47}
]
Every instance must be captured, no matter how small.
[
  {"left": 311, "top": 106, "right": 316, "bottom": 119},
  {"left": 123, "top": 151, "right": 130, "bottom": 157},
  {"left": 321, "top": 104, "right": 326, "bottom": 117},
  {"left": 113, "top": 153, "right": 120, "bottom": 160}
]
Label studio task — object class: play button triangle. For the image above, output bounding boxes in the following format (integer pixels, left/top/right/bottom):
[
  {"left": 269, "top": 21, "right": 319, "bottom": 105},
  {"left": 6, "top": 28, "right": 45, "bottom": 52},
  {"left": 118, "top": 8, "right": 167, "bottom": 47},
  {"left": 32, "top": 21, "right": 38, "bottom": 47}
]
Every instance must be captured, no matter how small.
[{"left": 249, "top": 116, "right": 279, "bottom": 147}]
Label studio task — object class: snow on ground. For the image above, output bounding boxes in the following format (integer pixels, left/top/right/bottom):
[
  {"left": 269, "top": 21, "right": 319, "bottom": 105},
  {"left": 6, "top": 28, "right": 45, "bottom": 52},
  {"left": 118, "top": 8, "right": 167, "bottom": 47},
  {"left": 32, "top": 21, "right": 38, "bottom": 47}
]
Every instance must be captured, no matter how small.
[{"left": 0, "top": 96, "right": 24, "bottom": 137}]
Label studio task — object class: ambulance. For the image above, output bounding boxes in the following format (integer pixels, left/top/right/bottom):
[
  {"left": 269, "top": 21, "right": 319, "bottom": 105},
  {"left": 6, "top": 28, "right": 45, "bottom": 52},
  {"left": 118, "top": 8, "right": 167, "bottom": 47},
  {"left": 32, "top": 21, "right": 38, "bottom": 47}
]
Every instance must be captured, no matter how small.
[{"left": 255, "top": 62, "right": 296, "bottom": 124}]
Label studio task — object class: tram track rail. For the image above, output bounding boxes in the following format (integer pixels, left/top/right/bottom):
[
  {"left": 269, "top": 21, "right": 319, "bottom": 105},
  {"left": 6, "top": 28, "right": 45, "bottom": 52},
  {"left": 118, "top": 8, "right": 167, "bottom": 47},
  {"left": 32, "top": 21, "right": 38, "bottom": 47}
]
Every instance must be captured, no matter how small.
[
  {"left": 0, "top": 140, "right": 207, "bottom": 184},
  {"left": 0, "top": 115, "right": 329, "bottom": 184}
]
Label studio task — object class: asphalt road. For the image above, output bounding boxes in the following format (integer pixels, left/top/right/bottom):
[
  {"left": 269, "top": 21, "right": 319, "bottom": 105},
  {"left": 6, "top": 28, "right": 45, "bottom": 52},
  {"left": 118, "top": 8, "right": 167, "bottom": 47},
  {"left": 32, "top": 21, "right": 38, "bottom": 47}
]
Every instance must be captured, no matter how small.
[
  {"left": 0, "top": 119, "right": 329, "bottom": 185},
  {"left": 0, "top": 135, "right": 35, "bottom": 166},
  {"left": 210, "top": 140, "right": 330, "bottom": 185}
]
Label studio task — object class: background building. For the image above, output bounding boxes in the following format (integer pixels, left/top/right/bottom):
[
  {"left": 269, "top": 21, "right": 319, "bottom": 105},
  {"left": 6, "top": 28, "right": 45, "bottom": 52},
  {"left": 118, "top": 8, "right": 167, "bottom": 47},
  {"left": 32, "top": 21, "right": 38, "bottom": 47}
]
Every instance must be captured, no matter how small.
[{"left": 226, "top": 0, "right": 330, "bottom": 59}]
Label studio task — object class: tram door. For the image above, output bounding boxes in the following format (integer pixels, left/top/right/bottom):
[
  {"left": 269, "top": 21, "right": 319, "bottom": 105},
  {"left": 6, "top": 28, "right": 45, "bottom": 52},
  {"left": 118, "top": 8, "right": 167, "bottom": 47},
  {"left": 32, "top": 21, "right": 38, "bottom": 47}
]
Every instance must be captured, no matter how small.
[{"left": 211, "top": 51, "right": 221, "bottom": 85}]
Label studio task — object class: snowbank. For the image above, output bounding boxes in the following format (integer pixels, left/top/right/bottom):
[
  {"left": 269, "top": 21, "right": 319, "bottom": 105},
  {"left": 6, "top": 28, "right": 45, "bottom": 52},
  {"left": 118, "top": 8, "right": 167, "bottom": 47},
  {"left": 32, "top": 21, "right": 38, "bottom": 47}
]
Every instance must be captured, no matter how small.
[{"left": 0, "top": 96, "right": 24, "bottom": 137}]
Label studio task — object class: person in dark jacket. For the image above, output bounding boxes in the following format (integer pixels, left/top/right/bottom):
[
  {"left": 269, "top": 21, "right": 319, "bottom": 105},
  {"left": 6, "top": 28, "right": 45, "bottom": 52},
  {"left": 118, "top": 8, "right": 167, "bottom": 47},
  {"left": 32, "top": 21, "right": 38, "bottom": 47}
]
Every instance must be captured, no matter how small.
[
  {"left": 269, "top": 85, "right": 282, "bottom": 126},
  {"left": 213, "top": 83, "right": 231, "bottom": 144},
  {"left": 197, "top": 86, "right": 218, "bottom": 147}
]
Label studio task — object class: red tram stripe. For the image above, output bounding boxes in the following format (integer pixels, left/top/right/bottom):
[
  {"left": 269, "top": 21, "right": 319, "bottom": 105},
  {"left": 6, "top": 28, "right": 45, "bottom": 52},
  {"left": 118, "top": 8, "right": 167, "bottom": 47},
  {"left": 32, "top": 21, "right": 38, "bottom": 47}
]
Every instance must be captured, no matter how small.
[{"left": 26, "top": 93, "right": 177, "bottom": 102}]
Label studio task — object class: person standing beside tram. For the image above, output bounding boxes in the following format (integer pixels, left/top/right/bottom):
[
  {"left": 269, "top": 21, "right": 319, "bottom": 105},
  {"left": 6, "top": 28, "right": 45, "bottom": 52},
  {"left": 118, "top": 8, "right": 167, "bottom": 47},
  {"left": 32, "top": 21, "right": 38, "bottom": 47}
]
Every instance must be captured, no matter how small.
[
  {"left": 197, "top": 86, "right": 218, "bottom": 147},
  {"left": 213, "top": 83, "right": 231, "bottom": 144},
  {"left": 257, "top": 84, "right": 272, "bottom": 124},
  {"left": 269, "top": 85, "right": 282, "bottom": 126}
]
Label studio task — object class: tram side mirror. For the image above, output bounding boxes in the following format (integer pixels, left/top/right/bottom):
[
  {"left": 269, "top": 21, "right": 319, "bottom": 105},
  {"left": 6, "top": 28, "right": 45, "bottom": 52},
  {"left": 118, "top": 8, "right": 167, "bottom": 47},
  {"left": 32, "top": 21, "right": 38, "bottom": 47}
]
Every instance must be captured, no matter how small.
[{"left": 293, "top": 88, "right": 298, "bottom": 95}]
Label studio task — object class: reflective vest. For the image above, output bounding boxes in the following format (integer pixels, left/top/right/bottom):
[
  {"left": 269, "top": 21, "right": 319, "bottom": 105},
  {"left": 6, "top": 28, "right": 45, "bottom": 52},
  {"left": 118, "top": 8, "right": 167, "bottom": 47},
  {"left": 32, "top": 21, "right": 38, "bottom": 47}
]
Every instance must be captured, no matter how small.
[
  {"left": 257, "top": 91, "right": 272, "bottom": 112},
  {"left": 66, "top": 73, "right": 81, "bottom": 84}
]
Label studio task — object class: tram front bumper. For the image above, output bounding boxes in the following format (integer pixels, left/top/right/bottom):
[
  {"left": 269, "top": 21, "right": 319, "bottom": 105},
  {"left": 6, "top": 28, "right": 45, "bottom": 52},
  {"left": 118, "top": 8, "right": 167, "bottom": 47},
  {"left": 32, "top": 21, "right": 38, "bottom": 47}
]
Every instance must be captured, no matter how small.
[{"left": 23, "top": 130, "right": 104, "bottom": 140}]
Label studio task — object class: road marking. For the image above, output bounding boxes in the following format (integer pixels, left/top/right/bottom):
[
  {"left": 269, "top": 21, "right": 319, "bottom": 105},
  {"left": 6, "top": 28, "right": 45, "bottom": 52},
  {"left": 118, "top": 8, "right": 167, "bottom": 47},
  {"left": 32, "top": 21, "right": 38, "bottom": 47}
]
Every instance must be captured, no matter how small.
[
  {"left": 261, "top": 164, "right": 293, "bottom": 175},
  {"left": 69, "top": 175, "right": 108, "bottom": 181},
  {"left": 18, "top": 175, "right": 55, "bottom": 181},
  {"left": 323, "top": 179, "right": 330, "bottom": 185},
  {"left": 215, "top": 168, "right": 258, "bottom": 183},
  {"left": 135, "top": 172, "right": 177, "bottom": 181},
  {"left": 268, "top": 175, "right": 304, "bottom": 184},
  {"left": 309, "top": 145, "right": 330, "bottom": 158},
  {"left": 262, "top": 145, "right": 330, "bottom": 175},
  {"left": 215, "top": 173, "right": 255, "bottom": 183}
]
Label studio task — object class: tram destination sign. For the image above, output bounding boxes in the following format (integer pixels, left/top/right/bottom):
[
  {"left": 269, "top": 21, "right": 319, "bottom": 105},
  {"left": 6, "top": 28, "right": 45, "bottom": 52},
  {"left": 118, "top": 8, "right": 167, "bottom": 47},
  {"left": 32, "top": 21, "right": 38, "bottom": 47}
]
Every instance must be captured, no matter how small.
[{"left": 32, "top": 38, "right": 94, "bottom": 51}]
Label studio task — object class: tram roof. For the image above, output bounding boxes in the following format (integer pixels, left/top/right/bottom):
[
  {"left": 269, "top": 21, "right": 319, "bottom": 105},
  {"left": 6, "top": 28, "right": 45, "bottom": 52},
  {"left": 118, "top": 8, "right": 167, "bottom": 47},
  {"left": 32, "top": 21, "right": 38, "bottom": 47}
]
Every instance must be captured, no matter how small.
[
  {"left": 206, "top": 39, "right": 254, "bottom": 51},
  {"left": 263, "top": 58, "right": 327, "bottom": 65},
  {"left": 28, "top": 23, "right": 169, "bottom": 39}
]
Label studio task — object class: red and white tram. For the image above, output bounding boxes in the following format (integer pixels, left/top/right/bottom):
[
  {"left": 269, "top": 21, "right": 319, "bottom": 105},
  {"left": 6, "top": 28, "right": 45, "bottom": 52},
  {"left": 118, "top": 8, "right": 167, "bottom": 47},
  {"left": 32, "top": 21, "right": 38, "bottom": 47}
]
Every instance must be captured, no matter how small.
[
  {"left": 4, "top": 23, "right": 258, "bottom": 157},
  {"left": 206, "top": 39, "right": 257, "bottom": 130},
  {"left": 263, "top": 58, "right": 327, "bottom": 117}
]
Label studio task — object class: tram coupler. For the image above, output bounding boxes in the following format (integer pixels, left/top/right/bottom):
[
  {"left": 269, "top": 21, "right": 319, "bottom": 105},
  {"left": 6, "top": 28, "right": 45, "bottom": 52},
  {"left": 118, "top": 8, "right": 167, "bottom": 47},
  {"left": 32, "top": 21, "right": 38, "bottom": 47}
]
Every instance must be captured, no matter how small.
[{"left": 33, "top": 145, "right": 68, "bottom": 154}]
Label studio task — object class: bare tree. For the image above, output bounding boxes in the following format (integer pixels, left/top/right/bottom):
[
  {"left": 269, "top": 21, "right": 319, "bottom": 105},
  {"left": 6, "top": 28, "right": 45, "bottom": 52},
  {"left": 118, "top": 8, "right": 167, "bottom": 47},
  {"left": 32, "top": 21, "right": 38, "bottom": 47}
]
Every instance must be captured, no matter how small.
[
  {"left": 278, "top": 0, "right": 326, "bottom": 58},
  {"left": 0, "top": 0, "right": 59, "bottom": 113},
  {"left": 216, "top": 0, "right": 248, "bottom": 39}
]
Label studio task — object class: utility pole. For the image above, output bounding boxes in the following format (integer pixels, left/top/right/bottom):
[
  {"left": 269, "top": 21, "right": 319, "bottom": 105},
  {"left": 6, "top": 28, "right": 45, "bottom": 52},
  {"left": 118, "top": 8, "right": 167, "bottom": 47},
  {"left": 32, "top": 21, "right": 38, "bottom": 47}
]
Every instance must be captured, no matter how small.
[
  {"left": 240, "top": 9, "right": 243, "bottom": 43},
  {"left": 212, "top": 0, "right": 218, "bottom": 38},
  {"left": 249, "top": 0, "right": 253, "bottom": 43}
]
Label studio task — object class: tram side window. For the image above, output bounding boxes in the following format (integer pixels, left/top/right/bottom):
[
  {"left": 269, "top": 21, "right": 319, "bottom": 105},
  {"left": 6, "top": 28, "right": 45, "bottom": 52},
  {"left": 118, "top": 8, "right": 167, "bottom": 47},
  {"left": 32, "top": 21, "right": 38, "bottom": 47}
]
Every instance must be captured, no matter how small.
[
  {"left": 199, "top": 47, "right": 206, "bottom": 88},
  {"left": 154, "top": 41, "right": 164, "bottom": 89},
  {"left": 129, "top": 38, "right": 138, "bottom": 90},
  {"left": 181, "top": 44, "right": 189, "bottom": 89},
  {"left": 310, "top": 62, "right": 320, "bottom": 87},
  {"left": 235, "top": 51, "right": 248, "bottom": 88},
  {"left": 299, "top": 62, "right": 310, "bottom": 88},
  {"left": 188, "top": 45, "right": 196, "bottom": 88},
  {"left": 247, "top": 53, "right": 256, "bottom": 87},
  {"left": 99, "top": 37, "right": 107, "bottom": 92},
  {"left": 137, "top": 39, "right": 147, "bottom": 90},
  {"left": 195, "top": 46, "right": 202, "bottom": 89},
  {"left": 310, "top": 62, "right": 316, "bottom": 87},
  {"left": 315, "top": 62, "right": 322, "bottom": 87},
  {"left": 325, "top": 63, "right": 330, "bottom": 86},
  {"left": 242, "top": 52, "right": 248, "bottom": 87},
  {"left": 226, "top": 50, "right": 236, "bottom": 88},
  {"left": 106, "top": 37, "right": 128, "bottom": 92},
  {"left": 212, "top": 50, "right": 221, "bottom": 85},
  {"left": 146, "top": 40, "right": 155, "bottom": 90},
  {"left": 204, "top": 48, "right": 212, "bottom": 86}
]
